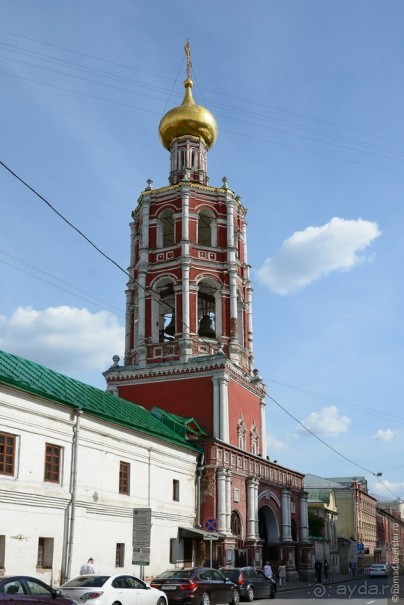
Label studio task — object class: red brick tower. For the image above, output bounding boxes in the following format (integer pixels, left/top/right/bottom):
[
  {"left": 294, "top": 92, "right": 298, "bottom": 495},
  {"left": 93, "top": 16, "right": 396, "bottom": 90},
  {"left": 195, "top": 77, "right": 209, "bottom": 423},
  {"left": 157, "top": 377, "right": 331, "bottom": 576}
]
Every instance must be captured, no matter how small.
[
  {"left": 104, "top": 45, "right": 311, "bottom": 574},
  {"left": 104, "top": 56, "right": 267, "bottom": 454}
]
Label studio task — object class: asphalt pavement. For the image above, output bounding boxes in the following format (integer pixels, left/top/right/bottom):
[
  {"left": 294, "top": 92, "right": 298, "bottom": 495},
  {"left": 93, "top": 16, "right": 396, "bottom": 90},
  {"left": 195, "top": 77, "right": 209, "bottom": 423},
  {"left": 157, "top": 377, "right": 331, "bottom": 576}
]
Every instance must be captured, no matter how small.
[{"left": 277, "top": 573, "right": 351, "bottom": 592}]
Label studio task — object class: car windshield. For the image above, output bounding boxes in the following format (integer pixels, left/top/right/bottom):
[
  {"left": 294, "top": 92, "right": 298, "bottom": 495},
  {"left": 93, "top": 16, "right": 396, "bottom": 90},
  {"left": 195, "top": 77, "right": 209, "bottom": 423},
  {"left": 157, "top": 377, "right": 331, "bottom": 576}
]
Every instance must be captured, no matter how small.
[
  {"left": 158, "top": 571, "right": 193, "bottom": 579},
  {"left": 62, "top": 576, "right": 110, "bottom": 588}
]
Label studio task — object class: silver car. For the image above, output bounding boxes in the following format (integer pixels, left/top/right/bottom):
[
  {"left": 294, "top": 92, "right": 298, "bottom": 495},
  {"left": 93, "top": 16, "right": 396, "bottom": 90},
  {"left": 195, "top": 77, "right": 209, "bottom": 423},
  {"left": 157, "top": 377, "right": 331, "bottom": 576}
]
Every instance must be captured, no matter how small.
[
  {"left": 368, "top": 564, "right": 388, "bottom": 578},
  {"left": 60, "top": 575, "right": 167, "bottom": 605}
]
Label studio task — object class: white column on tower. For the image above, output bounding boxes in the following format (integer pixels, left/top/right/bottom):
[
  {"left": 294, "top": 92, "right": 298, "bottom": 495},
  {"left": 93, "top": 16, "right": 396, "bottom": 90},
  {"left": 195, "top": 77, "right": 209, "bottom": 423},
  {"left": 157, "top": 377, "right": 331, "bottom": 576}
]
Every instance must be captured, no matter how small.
[
  {"left": 254, "top": 478, "right": 260, "bottom": 538},
  {"left": 181, "top": 185, "right": 190, "bottom": 242},
  {"left": 246, "top": 478, "right": 256, "bottom": 539},
  {"left": 217, "top": 468, "right": 227, "bottom": 533},
  {"left": 136, "top": 199, "right": 150, "bottom": 364},
  {"left": 182, "top": 263, "right": 190, "bottom": 337},
  {"left": 226, "top": 196, "right": 235, "bottom": 248},
  {"left": 212, "top": 376, "right": 220, "bottom": 438},
  {"left": 225, "top": 470, "right": 232, "bottom": 534},
  {"left": 218, "top": 376, "right": 229, "bottom": 442},
  {"left": 299, "top": 491, "right": 310, "bottom": 542},
  {"left": 260, "top": 397, "right": 266, "bottom": 456},
  {"left": 281, "top": 489, "right": 292, "bottom": 542}
]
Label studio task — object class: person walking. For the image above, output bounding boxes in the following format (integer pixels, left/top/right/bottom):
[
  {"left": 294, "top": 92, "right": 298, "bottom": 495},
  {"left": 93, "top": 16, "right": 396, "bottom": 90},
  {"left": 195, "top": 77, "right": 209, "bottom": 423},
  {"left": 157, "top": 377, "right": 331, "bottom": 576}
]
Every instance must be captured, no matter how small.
[
  {"left": 80, "top": 558, "right": 96, "bottom": 575},
  {"left": 278, "top": 562, "right": 286, "bottom": 587},
  {"left": 314, "top": 559, "right": 322, "bottom": 583},
  {"left": 324, "top": 559, "right": 329, "bottom": 581},
  {"left": 263, "top": 561, "right": 273, "bottom": 578}
]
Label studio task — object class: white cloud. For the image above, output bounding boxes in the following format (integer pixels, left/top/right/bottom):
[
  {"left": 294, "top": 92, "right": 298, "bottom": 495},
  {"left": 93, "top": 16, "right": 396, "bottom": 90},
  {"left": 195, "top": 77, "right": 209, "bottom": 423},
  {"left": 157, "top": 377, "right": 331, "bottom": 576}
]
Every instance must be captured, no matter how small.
[
  {"left": 299, "top": 405, "right": 351, "bottom": 437},
  {"left": 267, "top": 433, "right": 287, "bottom": 451},
  {"left": 256, "top": 217, "right": 381, "bottom": 294},
  {"left": 369, "top": 479, "right": 404, "bottom": 499},
  {"left": 373, "top": 428, "right": 397, "bottom": 442},
  {"left": 0, "top": 306, "right": 124, "bottom": 378}
]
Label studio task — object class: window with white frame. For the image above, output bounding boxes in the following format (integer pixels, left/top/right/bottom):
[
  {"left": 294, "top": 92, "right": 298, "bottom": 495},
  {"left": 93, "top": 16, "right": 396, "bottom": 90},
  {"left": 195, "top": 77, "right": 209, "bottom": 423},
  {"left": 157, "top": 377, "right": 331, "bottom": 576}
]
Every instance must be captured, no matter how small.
[{"left": 237, "top": 415, "right": 247, "bottom": 450}]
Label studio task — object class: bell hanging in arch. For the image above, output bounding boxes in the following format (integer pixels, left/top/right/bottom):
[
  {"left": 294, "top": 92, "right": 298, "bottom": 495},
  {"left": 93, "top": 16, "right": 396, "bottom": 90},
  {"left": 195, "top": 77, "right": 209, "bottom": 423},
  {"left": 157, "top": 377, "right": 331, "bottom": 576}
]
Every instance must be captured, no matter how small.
[
  {"left": 198, "top": 314, "right": 215, "bottom": 339},
  {"left": 164, "top": 315, "right": 176, "bottom": 338}
]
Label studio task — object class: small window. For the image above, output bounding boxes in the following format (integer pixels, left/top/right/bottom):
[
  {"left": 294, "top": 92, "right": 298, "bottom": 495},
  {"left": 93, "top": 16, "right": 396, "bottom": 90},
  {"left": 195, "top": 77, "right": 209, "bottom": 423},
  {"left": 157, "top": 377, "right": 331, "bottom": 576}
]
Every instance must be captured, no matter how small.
[
  {"left": 0, "top": 432, "right": 16, "bottom": 476},
  {"left": 0, "top": 535, "right": 5, "bottom": 569},
  {"left": 119, "top": 461, "right": 130, "bottom": 495},
  {"left": 37, "top": 537, "right": 54, "bottom": 569},
  {"left": 115, "top": 543, "right": 125, "bottom": 567},
  {"left": 170, "top": 538, "right": 178, "bottom": 564},
  {"left": 44, "top": 444, "right": 62, "bottom": 483},
  {"left": 173, "top": 479, "right": 180, "bottom": 501}
]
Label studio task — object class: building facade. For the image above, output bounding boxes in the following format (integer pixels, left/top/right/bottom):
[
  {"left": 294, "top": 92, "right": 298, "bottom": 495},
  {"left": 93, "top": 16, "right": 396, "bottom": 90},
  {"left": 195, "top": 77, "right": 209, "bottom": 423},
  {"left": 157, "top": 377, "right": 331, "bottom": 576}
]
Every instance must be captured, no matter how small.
[
  {"left": 0, "top": 350, "right": 200, "bottom": 583},
  {"left": 104, "top": 47, "right": 311, "bottom": 578}
]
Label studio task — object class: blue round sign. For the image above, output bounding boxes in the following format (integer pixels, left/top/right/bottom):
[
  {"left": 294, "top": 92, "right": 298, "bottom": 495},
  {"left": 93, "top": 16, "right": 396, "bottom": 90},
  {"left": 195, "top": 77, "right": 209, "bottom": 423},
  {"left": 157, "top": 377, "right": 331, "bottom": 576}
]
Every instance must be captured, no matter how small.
[{"left": 203, "top": 517, "right": 219, "bottom": 532}]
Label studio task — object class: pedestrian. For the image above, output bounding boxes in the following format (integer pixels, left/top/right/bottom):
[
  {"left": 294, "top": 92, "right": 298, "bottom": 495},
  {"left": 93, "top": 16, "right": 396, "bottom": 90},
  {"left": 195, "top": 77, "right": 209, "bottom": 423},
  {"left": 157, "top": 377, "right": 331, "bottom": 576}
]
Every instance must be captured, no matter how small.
[
  {"left": 314, "top": 559, "right": 322, "bottom": 583},
  {"left": 278, "top": 561, "right": 286, "bottom": 587},
  {"left": 80, "top": 558, "right": 96, "bottom": 575},
  {"left": 324, "top": 559, "right": 329, "bottom": 581},
  {"left": 263, "top": 561, "right": 273, "bottom": 578}
]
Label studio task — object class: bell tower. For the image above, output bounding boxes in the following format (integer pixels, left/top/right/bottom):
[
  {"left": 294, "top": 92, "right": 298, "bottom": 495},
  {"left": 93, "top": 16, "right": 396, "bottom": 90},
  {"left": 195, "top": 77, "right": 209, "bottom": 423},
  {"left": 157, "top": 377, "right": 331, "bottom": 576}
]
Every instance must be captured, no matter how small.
[{"left": 104, "top": 42, "right": 267, "bottom": 454}]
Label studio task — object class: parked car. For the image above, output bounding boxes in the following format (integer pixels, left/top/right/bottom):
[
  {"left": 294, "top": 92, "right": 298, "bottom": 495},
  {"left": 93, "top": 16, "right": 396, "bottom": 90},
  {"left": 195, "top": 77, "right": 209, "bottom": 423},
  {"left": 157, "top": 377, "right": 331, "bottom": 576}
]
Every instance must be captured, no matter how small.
[
  {"left": 368, "top": 564, "right": 388, "bottom": 578},
  {"left": 60, "top": 574, "right": 167, "bottom": 605},
  {"left": 0, "top": 576, "right": 77, "bottom": 605},
  {"left": 219, "top": 567, "right": 276, "bottom": 601},
  {"left": 150, "top": 567, "right": 239, "bottom": 605}
]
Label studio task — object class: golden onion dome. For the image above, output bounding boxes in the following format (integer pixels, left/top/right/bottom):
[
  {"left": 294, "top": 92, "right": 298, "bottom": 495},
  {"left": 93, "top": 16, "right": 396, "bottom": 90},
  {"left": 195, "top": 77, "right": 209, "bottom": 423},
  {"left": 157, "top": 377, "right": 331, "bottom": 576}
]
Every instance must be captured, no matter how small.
[{"left": 159, "top": 78, "right": 218, "bottom": 150}]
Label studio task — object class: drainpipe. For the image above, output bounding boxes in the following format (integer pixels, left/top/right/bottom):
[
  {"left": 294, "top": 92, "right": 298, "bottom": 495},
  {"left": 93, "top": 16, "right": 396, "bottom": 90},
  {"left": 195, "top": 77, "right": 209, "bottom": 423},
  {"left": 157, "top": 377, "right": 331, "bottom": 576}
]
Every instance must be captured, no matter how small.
[
  {"left": 65, "top": 409, "right": 82, "bottom": 581},
  {"left": 196, "top": 453, "right": 204, "bottom": 526}
]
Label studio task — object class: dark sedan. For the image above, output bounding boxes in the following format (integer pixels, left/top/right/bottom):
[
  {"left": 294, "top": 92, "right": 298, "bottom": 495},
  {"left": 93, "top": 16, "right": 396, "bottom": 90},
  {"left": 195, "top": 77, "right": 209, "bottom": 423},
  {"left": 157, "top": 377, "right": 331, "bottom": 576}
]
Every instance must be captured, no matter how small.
[
  {"left": 0, "top": 576, "right": 77, "bottom": 605},
  {"left": 150, "top": 568, "right": 239, "bottom": 605},
  {"left": 219, "top": 568, "right": 276, "bottom": 601}
]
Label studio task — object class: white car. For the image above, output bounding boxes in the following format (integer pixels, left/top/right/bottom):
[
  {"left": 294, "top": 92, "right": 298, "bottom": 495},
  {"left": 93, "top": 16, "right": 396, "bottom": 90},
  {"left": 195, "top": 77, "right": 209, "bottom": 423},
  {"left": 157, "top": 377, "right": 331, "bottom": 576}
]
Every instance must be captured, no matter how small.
[
  {"left": 368, "top": 564, "right": 388, "bottom": 578},
  {"left": 60, "top": 575, "right": 168, "bottom": 605}
]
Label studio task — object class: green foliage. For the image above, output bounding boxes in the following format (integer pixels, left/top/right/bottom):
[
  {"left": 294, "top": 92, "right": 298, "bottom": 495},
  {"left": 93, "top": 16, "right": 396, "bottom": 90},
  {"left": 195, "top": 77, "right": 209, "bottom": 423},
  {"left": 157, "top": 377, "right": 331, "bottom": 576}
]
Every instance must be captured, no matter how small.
[{"left": 308, "top": 511, "right": 325, "bottom": 537}]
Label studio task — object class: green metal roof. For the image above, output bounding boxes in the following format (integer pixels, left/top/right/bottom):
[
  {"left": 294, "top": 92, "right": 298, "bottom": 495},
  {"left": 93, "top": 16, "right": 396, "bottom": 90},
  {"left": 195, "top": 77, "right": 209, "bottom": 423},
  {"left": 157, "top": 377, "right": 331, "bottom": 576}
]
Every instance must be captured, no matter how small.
[
  {"left": 151, "top": 407, "right": 210, "bottom": 440},
  {"left": 0, "top": 349, "right": 200, "bottom": 452}
]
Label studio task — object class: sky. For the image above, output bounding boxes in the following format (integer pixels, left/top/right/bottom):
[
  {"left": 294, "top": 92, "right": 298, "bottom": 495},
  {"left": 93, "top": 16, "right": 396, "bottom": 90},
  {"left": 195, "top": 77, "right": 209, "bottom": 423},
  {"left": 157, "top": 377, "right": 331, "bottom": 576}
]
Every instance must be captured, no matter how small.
[{"left": 1, "top": 0, "right": 403, "bottom": 501}]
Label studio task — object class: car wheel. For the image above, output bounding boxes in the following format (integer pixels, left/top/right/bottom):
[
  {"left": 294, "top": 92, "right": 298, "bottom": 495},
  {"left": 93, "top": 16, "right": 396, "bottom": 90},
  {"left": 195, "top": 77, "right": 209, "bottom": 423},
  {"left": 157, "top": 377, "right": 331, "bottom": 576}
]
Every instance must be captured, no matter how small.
[
  {"left": 230, "top": 589, "right": 240, "bottom": 605},
  {"left": 246, "top": 587, "right": 254, "bottom": 602},
  {"left": 157, "top": 598, "right": 166, "bottom": 605},
  {"left": 201, "top": 592, "right": 210, "bottom": 605}
]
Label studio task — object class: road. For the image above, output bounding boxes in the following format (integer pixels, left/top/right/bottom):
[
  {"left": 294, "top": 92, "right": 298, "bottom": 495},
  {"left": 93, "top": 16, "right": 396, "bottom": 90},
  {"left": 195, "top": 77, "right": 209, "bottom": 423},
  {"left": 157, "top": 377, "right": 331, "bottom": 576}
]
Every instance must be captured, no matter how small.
[{"left": 253, "top": 576, "right": 403, "bottom": 603}]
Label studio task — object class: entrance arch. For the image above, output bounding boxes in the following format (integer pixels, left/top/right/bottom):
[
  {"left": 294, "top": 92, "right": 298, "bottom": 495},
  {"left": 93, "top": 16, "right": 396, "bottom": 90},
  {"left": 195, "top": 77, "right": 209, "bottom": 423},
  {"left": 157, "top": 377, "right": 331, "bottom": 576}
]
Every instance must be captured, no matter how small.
[{"left": 259, "top": 505, "right": 280, "bottom": 563}]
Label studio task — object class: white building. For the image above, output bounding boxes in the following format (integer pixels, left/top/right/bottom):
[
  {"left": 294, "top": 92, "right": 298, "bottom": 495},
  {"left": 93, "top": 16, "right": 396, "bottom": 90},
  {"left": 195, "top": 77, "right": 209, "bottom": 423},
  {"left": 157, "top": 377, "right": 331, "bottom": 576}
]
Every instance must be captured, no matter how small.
[{"left": 0, "top": 350, "right": 205, "bottom": 584}]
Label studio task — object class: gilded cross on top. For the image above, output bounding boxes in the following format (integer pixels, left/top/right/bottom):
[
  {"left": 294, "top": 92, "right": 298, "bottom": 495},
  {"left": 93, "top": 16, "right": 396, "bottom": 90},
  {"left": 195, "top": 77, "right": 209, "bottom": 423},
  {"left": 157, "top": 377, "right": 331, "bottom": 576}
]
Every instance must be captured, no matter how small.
[{"left": 184, "top": 39, "right": 192, "bottom": 80}]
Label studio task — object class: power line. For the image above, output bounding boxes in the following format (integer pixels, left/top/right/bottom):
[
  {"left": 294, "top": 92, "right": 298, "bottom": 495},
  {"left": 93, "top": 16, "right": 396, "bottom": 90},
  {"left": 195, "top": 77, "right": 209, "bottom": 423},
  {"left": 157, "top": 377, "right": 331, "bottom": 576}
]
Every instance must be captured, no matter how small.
[
  {"left": 0, "top": 161, "right": 130, "bottom": 279},
  {"left": 2, "top": 33, "right": 404, "bottom": 168},
  {"left": 268, "top": 378, "right": 404, "bottom": 424},
  {"left": 0, "top": 249, "right": 124, "bottom": 316},
  {"left": 1, "top": 27, "right": 403, "bottom": 147},
  {"left": 267, "top": 392, "right": 401, "bottom": 501},
  {"left": 0, "top": 160, "right": 216, "bottom": 351}
]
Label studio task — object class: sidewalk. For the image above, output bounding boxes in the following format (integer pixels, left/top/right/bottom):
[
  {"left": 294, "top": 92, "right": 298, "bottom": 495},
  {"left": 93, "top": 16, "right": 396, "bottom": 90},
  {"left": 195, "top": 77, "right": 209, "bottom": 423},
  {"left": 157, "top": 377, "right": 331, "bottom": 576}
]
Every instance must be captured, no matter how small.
[{"left": 277, "top": 573, "right": 351, "bottom": 592}]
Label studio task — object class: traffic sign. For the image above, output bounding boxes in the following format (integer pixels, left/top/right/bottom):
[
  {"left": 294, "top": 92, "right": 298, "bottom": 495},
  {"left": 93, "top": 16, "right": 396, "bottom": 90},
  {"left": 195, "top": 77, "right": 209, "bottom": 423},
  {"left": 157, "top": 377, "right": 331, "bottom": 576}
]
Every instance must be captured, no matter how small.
[
  {"left": 203, "top": 517, "right": 219, "bottom": 532},
  {"left": 204, "top": 532, "right": 219, "bottom": 540}
]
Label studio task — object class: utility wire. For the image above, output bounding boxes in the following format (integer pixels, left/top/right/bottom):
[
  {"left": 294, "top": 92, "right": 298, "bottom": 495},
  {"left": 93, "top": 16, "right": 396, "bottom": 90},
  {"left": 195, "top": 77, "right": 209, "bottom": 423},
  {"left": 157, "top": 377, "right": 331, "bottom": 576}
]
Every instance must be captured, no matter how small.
[
  {"left": 268, "top": 378, "right": 404, "bottom": 423},
  {"left": 1, "top": 27, "right": 402, "bottom": 146},
  {"left": 0, "top": 161, "right": 217, "bottom": 351},
  {"left": 2, "top": 50, "right": 404, "bottom": 166},
  {"left": 0, "top": 161, "right": 129, "bottom": 279},
  {"left": 1, "top": 164, "right": 401, "bottom": 501},
  {"left": 0, "top": 249, "right": 123, "bottom": 316},
  {"left": 267, "top": 392, "right": 401, "bottom": 500}
]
